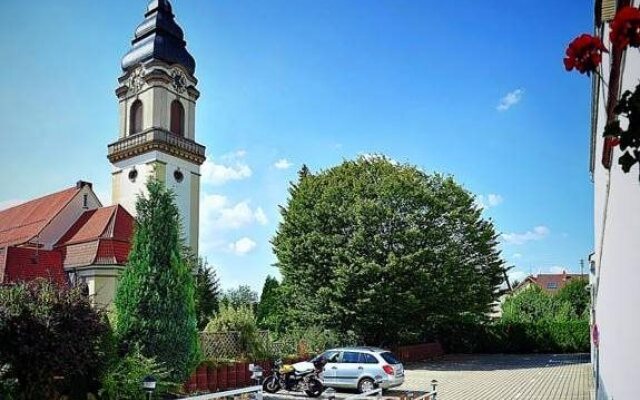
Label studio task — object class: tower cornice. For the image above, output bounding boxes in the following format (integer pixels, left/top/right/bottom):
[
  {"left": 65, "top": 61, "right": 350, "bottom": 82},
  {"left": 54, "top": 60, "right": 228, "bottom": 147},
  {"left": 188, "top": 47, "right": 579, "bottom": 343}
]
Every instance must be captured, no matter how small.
[{"left": 107, "top": 128, "right": 206, "bottom": 166}]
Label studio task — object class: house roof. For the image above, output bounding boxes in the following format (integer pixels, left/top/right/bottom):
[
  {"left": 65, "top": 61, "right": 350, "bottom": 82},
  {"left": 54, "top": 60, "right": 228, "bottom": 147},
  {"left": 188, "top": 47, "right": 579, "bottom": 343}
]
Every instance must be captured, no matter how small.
[
  {"left": 57, "top": 205, "right": 134, "bottom": 267},
  {"left": 3, "top": 247, "right": 66, "bottom": 285},
  {"left": 56, "top": 205, "right": 132, "bottom": 246},
  {"left": 0, "top": 186, "right": 81, "bottom": 248},
  {"left": 513, "top": 272, "right": 586, "bottom": 293}
]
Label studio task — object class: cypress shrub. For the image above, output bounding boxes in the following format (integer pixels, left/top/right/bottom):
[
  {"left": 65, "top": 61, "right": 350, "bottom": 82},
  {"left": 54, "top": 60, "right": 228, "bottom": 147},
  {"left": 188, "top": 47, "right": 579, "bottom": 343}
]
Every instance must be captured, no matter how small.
[{"left": 115, "top": 179, "right": 199, "bottom": 382}]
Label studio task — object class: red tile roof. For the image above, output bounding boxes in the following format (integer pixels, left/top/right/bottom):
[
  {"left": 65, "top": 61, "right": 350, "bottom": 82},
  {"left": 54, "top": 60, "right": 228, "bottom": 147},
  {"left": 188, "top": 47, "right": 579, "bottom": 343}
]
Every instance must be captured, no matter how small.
[
  {"left": 514, "top": 272, "right": 586, "bottom": 293},
  {"left": 0, "top": 187, "right": 80, "bottom": 248},
  {"left": 57, "top": 205, "right": 134, "bottom": 267},
  {"left": 4, "top": 247, "right": 67, "bottom": 285}
]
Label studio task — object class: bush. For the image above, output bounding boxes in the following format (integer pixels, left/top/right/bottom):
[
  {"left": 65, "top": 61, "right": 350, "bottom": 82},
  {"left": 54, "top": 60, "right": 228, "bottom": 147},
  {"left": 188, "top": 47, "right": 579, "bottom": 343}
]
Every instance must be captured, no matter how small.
[
  {"left": 205, "top": 304, "right": 266, "bottom": 360},
  {"left": 438, "top": 319, "right": 590, "bottom": 354},
  {"left": 270, "top": 327, "right": 346, "bottom": 358},
  {"left": 100, "top": 346, "right": 177, "bottom": 400},
  {"left": 0, "top": 280, "right": 111, "bottom": 399}
]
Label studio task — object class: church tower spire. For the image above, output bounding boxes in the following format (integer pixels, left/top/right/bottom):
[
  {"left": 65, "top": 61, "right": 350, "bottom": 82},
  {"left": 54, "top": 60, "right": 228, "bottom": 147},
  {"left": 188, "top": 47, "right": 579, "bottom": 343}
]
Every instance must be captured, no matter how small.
[{"left": 108, "top": 0, "right": 205, "bottom": 253}]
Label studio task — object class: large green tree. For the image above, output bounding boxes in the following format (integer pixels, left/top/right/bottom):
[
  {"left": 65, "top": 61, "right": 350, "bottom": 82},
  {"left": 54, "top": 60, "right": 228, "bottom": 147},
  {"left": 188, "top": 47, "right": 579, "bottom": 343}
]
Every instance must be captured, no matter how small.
[
  {"left": 256, "top": 275, "right": 283, "bottom": 331},
  {"left": 272, "top": 156, "right": 506, "bottom": 345},
  {"left": 183, "top": 248, "right": 221, "bottom": 330},
  {"left": 555, "top": 278, "right": 589, "bottom": 319},
  {"left": 115, "top": 180, "right": 199, "bottom": 381},
  {"left": 222, "top": 285, "right": 259, "bottom": 308}
]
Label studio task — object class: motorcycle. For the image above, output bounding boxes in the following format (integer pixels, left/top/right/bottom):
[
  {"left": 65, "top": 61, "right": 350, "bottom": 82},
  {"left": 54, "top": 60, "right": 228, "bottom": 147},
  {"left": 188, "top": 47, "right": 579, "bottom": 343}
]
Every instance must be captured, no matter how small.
[{"left": 262, "top": 357, "right": 327, "bottom": 397}]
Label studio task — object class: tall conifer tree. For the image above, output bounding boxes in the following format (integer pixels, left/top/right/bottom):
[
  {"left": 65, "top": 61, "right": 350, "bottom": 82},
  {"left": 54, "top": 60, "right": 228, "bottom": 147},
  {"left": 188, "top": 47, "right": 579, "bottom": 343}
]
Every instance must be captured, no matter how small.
[{"left": 115, "top": 179, "right": 199, "bottom": 381}]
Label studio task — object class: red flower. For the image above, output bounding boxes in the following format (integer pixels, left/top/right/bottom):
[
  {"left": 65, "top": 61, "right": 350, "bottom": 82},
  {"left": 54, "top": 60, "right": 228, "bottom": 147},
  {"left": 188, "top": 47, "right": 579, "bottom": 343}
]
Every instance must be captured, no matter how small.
[
  {"left": 564, "top": 34, "right": 608, "bottom": 75},
  {"left": 610, "top": 6, "right": 640, "bottom": 49}
]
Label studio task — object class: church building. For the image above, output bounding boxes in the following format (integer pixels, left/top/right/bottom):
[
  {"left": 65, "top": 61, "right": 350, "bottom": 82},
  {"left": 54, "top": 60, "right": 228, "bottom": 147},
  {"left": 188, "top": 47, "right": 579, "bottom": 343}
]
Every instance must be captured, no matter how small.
[{"left": 0, "top": 0, "right": 204, "bottom": 307}]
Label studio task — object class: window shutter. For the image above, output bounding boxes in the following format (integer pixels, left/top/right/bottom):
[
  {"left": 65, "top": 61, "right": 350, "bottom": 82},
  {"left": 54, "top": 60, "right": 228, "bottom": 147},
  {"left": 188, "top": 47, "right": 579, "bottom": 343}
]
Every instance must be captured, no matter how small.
[{"left": 601, "top": 0, "right": 617, "bottom": 22}]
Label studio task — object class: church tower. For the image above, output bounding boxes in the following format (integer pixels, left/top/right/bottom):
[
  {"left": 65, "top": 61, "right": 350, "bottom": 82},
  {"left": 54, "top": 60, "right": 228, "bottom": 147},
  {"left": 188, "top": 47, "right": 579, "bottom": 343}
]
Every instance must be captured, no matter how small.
[{"left": 108, "top": 0, "right": 205, "bottom": 253}]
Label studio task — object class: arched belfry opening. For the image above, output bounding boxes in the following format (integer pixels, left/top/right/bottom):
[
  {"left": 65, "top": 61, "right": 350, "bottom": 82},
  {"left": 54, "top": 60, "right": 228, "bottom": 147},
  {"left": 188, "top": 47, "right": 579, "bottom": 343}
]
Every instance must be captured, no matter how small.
[
  {"left": 129, "top": 100, "right": 143, "bottom": 135},
  {"left": 170, "top": 100, "right": 185, "bottom": 136}
]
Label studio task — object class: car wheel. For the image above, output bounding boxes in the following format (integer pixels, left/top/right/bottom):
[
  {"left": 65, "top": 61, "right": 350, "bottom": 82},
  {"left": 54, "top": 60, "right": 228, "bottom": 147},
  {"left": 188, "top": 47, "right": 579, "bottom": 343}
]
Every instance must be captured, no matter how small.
[{"left": 358, "top": 378, "right": 375, "bottom": 394}]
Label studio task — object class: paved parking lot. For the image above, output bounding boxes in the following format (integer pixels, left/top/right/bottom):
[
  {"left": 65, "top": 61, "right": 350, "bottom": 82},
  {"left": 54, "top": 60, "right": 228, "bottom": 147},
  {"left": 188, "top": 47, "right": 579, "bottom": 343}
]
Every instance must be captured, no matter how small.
[
  {"left": 264, "top": 354, "right": 593, "bottom": 400},
  {"left": 397, "top": 353, "right": 593, "bottom": 400}
]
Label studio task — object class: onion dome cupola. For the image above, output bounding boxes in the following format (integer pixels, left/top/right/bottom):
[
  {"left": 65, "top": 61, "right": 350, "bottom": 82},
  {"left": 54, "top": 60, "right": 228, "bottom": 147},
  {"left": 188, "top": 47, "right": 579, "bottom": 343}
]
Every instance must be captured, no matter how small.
[{"left": 121, "top": 0, "right": 196, "bottom": 75}]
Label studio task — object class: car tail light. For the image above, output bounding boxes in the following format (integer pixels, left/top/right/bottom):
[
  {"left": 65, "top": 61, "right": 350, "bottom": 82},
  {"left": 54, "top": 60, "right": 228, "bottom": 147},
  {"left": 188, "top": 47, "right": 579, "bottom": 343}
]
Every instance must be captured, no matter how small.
[{"left": 382, "top": 365, "right": 394, "bottom": 375}]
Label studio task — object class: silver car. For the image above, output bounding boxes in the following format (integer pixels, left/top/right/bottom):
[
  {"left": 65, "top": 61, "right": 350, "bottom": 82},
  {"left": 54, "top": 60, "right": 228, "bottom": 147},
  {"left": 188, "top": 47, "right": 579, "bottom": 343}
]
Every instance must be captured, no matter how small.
[{"left": 314, "top": 347, "right": 405, "bottom": 393}]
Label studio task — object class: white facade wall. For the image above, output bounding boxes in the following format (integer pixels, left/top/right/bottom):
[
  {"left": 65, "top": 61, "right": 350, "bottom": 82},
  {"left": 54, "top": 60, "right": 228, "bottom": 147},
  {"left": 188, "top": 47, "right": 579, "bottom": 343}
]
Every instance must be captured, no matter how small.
[
  {"left": 592, "top": 3, "right": 640, "bottom": 398},
  {"left": 112, "top": 151, "right": 199, "bottom": 248}
]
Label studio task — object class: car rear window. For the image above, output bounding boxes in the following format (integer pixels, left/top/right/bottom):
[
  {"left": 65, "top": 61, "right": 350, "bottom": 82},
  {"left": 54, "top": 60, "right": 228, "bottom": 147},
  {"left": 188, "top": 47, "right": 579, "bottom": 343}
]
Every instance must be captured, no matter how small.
[
  {"left": 380, "top": 352, "right": 401, "bottom": 364},
  {"left": 361, "top": 353, "right": 378, "bottom": 364}
]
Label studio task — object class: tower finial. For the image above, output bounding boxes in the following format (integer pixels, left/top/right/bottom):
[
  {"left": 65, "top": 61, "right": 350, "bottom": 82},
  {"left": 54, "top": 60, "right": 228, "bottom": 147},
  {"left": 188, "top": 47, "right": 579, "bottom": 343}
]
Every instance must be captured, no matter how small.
[{"left": 147, "top": 0, "right": 173, "bottom": 15}]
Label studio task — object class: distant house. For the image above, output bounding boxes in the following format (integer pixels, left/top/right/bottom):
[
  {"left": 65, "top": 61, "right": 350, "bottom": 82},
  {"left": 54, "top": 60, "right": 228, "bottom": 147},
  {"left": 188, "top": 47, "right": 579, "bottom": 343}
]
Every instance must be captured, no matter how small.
[
  {"left": 0, "top": 181, "right": 134, "bottom": 306},
  {"left": 513, "top": 271, "right": 586, "bottom": 295}
]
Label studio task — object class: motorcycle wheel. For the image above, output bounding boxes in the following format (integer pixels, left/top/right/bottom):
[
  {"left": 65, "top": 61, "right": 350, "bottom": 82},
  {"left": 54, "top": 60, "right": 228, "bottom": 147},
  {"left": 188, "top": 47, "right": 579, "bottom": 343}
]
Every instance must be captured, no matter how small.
[
  {"left": 304, "top": 378, "right": 324, "bottom": 398},
  {"left": 263, "top": 376, "right": 281, "bottom": 393}
]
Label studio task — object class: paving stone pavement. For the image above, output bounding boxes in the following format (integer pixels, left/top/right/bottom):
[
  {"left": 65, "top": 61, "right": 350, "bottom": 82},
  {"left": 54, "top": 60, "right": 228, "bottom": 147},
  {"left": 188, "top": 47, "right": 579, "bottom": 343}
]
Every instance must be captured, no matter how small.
[{"left": 396, "top": 353, "right": 593, "bottom": 400}]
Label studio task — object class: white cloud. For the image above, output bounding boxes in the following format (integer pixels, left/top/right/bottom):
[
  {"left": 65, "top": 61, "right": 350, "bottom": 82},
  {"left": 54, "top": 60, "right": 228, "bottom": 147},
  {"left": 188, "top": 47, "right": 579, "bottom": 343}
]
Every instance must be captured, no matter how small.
[
  {"left": 201, "top": 150, "right": 252, "bottom": 185},
  {"left": 512, "top": 253, "right": 523, "bottom": 259},
  {"left": 0, "top": 199, "right": 22, "bottom": 211},
  {"left": 274, "top": 159, "right": 293, "bottom": 170},
  {"left": 502, "top": 225, "right": 550, "bottom": 245},
  {"left": 476, "top": 193, "right": 504, "bottom": 209},
  {"left": 497, "top": 89, "right": 524, "bottom": 111},
  {"left": 507, "top": 269, "right": 528, "bottom": 285},
  {"left": 201, "top": 195, "right": 268, "bottom": 230},
  {"left": 254, "top": 207, "right": 268, "bottom": 225},
  {"left": 228, "top": 237, "right": 257, "bottom": 255}
]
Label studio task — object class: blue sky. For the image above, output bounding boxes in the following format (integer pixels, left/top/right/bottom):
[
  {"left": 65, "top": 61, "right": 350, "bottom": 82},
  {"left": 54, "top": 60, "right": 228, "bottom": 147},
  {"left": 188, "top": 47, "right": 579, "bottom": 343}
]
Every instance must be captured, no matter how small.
[{"left": 0, "top": 0, "right": 594, "bottom": 291}]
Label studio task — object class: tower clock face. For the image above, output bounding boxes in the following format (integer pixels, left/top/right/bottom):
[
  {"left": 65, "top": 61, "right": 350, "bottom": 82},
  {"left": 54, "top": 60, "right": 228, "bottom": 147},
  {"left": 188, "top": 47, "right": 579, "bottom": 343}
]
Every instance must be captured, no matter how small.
[{"left": 171, "top": 69, "right": 187, "bottom": 93}]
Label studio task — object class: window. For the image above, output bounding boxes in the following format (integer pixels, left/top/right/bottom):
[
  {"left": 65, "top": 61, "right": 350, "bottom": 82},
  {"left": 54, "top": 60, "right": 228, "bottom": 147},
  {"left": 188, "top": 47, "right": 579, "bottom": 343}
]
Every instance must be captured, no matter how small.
[
  {"left": 83, "top": 194, "right": 88, "bottom": 208},
  {"left": 380, "top": 352, "right": 400, "bottom": 365},
  {"left": 341, "top": 352, "right": 361, "bottom": 363},
  {"left": 547, "top": 282, "right": 558, "bottom": 289},
  {"left": 314, "top": 351, "right": 339, "bottom": 363},
  {"left": 360, "top": 353, "right": 378, "bottom": 364},
  {"left": 129, "top": 100, "right": 143, "bottom": 135},
  {"left": 170, "top": 99, "right": 185, "bottom": 136}
]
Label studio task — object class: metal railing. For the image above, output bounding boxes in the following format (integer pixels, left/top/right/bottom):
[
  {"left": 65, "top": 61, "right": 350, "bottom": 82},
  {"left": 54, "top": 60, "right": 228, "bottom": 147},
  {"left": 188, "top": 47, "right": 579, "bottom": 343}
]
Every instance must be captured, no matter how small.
[
  {"left": 328, "top": 380, "right": 438, "bottom": 400},
  {"left": 340, "top": 389, "right": 438, "bottom": 400},
  {"left": 182, "top": 385, "right": 263, "bottom": 400},
  {"left": 107, "top": 128, "right": 206, "bottom": 158}
]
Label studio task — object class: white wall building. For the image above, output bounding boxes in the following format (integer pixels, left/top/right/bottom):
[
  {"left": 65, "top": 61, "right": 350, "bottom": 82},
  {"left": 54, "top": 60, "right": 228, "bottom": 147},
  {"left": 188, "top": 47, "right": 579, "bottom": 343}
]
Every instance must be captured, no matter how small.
[{"left": 590, "top": 1, "right": 640, "bottom": 399}]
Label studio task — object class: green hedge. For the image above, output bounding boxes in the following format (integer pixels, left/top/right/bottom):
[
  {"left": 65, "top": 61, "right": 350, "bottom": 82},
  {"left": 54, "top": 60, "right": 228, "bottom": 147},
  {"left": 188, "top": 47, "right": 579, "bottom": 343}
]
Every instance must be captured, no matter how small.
[{"left": 438, "top": 320, "right": 590, "bottom": 354}]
